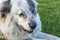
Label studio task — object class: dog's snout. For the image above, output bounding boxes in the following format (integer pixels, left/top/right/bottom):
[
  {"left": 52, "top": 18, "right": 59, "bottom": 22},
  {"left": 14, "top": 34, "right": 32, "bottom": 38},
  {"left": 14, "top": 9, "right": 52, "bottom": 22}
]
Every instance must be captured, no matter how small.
[{"left": 29, "top": 21, "right": 37, "bottom": 29}]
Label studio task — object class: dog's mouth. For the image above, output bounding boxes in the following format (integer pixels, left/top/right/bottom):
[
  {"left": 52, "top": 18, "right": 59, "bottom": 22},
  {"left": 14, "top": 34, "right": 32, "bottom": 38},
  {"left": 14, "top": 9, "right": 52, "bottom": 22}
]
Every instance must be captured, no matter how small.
[
  {"left": 23, "top": 28, "right": 33, "bottom": 33},
  {"left": 16, "top": 23, "right": 34, "bottom": 33},
  {"left": 21, "top": 27, "right": 34, "bottom": 33}
]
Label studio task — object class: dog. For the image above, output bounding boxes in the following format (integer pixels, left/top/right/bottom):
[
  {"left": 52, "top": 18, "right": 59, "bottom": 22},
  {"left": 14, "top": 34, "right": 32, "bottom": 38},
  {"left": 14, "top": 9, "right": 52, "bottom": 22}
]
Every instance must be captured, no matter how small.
[
  {"left": 0, "top": 0, "right": 60, "bottom": 40},
  {"left": 0, "top": 0, "right": 41, "bottom": 40}
]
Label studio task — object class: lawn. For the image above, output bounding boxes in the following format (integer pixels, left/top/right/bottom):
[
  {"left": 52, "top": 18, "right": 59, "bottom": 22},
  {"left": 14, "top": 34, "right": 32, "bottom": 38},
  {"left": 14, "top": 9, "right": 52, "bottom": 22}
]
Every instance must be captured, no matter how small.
[
  {"left": 36, "top": 0, "right": 60, "bottom": 37},
  {"left": 0, "top": 0, "right": 60, "bottom": 40}
]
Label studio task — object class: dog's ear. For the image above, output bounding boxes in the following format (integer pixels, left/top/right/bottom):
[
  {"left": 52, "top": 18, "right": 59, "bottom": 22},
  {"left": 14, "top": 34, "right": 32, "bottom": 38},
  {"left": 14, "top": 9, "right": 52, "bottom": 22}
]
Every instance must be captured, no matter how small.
[
  {"left": 2, "top": 0, "right": 11, "bottom": 13},
  {"left": 1, "top": 0, "right": 11, "bottom": 18},
  {"left": 27, "top": 0, "right": 35, "bottom": 7},
  {"left": 27, "top": 0, "right": 36, "bottom": 15}
]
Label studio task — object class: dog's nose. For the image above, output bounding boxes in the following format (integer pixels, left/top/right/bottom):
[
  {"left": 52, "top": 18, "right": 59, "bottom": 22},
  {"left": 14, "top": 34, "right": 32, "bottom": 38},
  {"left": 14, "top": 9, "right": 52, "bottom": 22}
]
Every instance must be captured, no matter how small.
[{"left": 29, "top": 21, "right": 37, "bottom": 29}]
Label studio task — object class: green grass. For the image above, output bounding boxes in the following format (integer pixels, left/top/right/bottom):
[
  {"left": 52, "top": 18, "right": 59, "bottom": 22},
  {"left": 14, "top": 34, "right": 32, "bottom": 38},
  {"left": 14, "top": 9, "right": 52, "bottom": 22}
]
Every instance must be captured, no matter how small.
[
  {"left": 36, "top": 0, "right": 60, "bottom": 37},
  {"left": 0, "top": 38, "right": 5, "bottom": 40}
]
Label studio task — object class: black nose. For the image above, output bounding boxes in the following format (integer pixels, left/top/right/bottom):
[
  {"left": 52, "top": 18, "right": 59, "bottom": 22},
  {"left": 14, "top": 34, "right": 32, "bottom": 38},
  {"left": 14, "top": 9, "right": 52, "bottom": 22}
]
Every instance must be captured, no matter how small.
[{"left": 29, "top": 21, "right": 37, "bottom": 29}]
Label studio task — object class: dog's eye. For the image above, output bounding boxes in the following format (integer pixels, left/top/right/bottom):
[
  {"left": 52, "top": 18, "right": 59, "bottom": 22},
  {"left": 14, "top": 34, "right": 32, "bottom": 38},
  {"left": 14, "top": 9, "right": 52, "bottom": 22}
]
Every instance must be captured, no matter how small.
[
  {"left": 30, "top": 8, "right": 36, "bottom": 15},
  {"left": 18, "top": 11, "right": 24, "bottom": 17},
  {"left": 19, "top": 12, "right": 24, "bottom": 16},
  {"left": 1, "top": 13, "right": 5, "bottom": 18}
]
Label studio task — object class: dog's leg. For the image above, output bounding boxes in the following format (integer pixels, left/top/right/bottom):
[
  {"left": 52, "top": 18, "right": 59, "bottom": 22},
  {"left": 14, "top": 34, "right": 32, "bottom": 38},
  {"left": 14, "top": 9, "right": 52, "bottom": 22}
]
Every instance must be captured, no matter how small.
[{"left": 32, "top": 32, "right": 60, "bottom": 40}]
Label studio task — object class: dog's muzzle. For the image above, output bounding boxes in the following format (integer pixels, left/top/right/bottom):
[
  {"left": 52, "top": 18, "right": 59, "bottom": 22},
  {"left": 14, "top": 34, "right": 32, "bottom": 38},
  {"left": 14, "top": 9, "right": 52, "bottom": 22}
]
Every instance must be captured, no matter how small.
[{"left": 24, "top": 21, "right": 37, "bottom": 33}]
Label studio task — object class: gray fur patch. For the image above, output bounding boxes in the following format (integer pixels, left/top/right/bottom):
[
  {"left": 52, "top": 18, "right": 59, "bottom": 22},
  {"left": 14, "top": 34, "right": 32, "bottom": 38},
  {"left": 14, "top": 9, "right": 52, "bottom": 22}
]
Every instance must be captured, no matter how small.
[
  {"left": 1, "top": 0, "right": 11, "bottom": 18},
  {"left": 2, "top": 0, "right": 11, "bottom": 13},
  {"left": 26, "top": 0, "right": 36, "bottom": 15}
]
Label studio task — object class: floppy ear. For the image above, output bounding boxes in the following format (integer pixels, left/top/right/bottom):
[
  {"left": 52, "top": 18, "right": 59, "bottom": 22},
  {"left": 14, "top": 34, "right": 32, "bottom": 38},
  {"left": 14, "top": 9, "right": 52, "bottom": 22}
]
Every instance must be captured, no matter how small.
[
  {"left": 27, "top": 0, "right": 35, "bottom": 8},
  {"left": 1, "top": 0, "right": 11, "bottom": 18},
  {"left": 27, "top": 0, "right": 37, "bottom": 15}
]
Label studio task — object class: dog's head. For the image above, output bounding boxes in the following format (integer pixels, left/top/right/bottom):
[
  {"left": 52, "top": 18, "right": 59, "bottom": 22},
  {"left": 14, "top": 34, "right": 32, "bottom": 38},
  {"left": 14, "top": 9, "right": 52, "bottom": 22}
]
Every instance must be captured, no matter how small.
[{"left": 0, "top": 0, "right": 37, "bottom": 33}]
